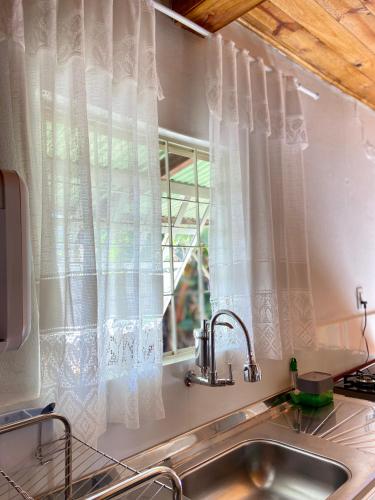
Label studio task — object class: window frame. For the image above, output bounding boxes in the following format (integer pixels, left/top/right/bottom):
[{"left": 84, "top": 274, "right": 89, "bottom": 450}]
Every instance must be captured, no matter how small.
[{"left": 159, "top": 136, "right": 210, "bottom": 365}]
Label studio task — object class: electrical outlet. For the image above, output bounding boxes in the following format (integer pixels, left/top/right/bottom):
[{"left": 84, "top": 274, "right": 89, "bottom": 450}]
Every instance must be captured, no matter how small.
[{"left": 356, "top": 286, "right": 364, "bottom": 309}]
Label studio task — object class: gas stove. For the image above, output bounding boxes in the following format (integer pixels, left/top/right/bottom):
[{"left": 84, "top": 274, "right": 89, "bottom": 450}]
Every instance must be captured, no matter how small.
[{"left": 334, "top": 362, "right": 375, "bottom": 401}]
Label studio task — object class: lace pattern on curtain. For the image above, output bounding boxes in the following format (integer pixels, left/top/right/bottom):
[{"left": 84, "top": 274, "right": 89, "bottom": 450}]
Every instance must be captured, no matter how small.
[
  {"left": 18, "top": 0, "right": 160, "bottom": 90},
  {"left": 285, "top": 76, "right": 309, "bottom": 150},
  {"left": 0, "top": 0, "right": 164, "bottom": 441},
  {"left": 207, "top": 35, "right": 316, "bottom": 362},
  {"left": 207, "top": 37, "right": 253, "bottom": 363}
]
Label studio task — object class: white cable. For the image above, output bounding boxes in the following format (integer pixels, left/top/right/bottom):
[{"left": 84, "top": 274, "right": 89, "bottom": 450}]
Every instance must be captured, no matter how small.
[
  {"left": 296, "top": 82, "right": 320, "bottom": 100},
  {"left": 153, "top": 1, "right": 210, "bottom": 37}
]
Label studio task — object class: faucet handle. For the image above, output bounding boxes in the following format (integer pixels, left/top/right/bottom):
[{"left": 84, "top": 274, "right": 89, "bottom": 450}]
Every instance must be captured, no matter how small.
[
  {"left": 201, "top": 319, "right": 210, "bottom": 334},
  {"left": 226, "top": 363, "right": 235, "bottom": 385},
  {"left": 243, "top": 360, "right": 262, "bottom": 383}
]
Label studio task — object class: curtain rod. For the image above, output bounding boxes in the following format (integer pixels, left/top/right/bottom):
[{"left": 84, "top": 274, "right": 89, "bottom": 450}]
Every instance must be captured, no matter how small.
[{"left": 153, "top": 1, "right": 320, "bottom": 101}]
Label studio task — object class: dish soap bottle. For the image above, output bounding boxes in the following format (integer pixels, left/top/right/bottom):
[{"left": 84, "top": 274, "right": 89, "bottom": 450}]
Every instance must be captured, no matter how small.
[{"left": 290, "top": 357, "right": 299, "bottom": 391}]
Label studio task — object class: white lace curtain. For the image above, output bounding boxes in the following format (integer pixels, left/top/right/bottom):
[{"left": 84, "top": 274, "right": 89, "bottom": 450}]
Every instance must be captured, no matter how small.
[
  {"left": 207, "top": 35, "right": 316, "bottom": 361},
  {"left": 0, "top": 0, "right": 164, "bottom": 441}
]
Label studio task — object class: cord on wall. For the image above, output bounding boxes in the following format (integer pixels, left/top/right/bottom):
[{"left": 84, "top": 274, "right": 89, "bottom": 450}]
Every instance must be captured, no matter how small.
[{"left": 360, "top": 294, "right": 369, "bottom": 364}]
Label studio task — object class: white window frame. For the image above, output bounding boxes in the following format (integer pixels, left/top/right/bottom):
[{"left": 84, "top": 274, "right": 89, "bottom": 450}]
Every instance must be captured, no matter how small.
[{"left": 159, "top": 135, "right": 210, "bottom": 365}]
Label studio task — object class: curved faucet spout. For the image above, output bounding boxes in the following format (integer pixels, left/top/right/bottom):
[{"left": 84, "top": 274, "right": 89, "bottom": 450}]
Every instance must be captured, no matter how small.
[
  {"left": 185, "top": 309, "right": 261, "bottom": 387},
  {"left": 209, "top": 309, "right": 261, "bottom": 384}
]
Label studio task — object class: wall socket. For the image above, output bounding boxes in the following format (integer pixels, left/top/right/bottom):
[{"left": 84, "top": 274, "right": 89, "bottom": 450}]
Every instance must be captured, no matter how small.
[{"left": 356, "top": 286, "right": 364, "bottom": 309}]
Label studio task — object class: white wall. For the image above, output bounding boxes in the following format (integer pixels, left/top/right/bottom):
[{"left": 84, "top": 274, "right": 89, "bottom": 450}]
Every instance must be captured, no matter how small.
[{"left": 97, "top": 14, "right": 375, "bottom": 460}]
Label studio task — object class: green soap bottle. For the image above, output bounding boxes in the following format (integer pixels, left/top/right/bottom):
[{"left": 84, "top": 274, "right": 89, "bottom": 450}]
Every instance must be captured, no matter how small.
[{"left": 290, "top": 357, "right": 298, "bottom": 390}]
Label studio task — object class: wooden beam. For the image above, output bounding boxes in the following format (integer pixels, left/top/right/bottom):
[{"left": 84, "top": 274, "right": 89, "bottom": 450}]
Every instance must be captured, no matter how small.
[
  {"left": 171, "top": 0, "right": 267, "bottom": 32},
  {"left": 240, "top": 2, "right": 375, "bottom": 110}
]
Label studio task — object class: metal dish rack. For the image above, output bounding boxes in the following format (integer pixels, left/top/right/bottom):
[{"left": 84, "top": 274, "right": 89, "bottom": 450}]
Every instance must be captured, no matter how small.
[{"left": 0, "top": 414, "right": 182, "bottom": 500}]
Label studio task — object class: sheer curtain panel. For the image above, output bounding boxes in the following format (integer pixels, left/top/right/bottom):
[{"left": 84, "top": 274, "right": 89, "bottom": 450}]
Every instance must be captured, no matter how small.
[
  {"left": 0, "top": 0, "right": 164, "bottom": 441},
  {"left": 207, "top": 35, "right": 316, "bottom": 362}
]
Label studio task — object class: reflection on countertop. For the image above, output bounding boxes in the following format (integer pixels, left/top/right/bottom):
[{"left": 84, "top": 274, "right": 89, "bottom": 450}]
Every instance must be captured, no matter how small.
[
  {"left": 122, "top": 393, "right": 375, "bottom": 499},
  {"left": 271, "top": 395, "right": 375, "bottom": 455}
]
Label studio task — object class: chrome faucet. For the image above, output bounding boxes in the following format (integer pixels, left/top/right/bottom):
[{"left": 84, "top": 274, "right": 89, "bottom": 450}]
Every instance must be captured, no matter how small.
[{"left": 185, "top": 309, "right": 261, "bottom": 387}]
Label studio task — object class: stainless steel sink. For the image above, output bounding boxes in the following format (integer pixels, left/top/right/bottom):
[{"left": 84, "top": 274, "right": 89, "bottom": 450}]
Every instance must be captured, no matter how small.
[{"left": 181, "top": 439, "right": 349, "bottom": 500}]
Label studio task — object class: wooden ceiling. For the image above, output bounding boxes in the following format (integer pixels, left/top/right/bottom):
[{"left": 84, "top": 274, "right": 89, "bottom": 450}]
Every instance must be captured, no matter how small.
[{"left": 171, "top": 0, "right": 375, "bottom": 110}]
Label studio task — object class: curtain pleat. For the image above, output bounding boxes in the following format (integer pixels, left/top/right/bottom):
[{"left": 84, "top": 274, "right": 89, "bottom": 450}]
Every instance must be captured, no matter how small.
[
  {"left": 0, "top": 0, "right": 164, "bottom": 441},
  {"left": 207, "top": 35, "right": 316, "bottom": 362},
  {"left": 208, "top": 36, "right": 253, "bottom": 362}
]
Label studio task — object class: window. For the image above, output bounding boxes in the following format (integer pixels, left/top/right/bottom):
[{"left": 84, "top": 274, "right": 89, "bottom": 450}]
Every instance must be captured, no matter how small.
[
  {"left": 45, "top": 113, "right": 211, "bottom": 359},
  {"left": 159, "top": 139, "right": 211, "bottom": 357}
]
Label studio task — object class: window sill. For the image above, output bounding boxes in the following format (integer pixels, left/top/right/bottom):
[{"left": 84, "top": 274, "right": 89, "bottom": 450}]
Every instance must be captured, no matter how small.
[{"left": 163, "top": 346, "right": 195, "bottom": 366}]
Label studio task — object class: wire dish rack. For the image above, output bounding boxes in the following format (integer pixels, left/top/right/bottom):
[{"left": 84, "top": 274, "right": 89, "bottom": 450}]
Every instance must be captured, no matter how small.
[{"left": 0, "top": 413, "right": 181, "bottom": 500}]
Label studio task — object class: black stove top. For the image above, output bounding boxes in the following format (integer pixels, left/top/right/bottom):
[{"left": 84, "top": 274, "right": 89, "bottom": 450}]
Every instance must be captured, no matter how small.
[{"left": 334, "top": 362, "right": 375, "bottom": 401}]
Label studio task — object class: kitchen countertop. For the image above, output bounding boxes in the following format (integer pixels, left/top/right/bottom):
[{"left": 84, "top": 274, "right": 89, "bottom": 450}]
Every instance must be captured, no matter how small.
[
  {"left": 122, "top": 393, "right": 375, "bottom": 499},
  {"left": 272, "top": 394, "right": 375, "bottom": 454},
  {"left": 5, "top": 392, "right": 375, "bottom": 499}
]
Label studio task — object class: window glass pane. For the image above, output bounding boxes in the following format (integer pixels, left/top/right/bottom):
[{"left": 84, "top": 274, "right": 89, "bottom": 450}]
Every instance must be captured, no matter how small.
[
  {"left": 161, "top": 198, "right": 169, "bottom": 227},
  {"left": 171, "top": 228, "right": 195, "bottom": 247},
  {"left": 163, "top": 298, "right": 174, "bottom": 352},
  {"left": 169, "top": 146, "right": 197, "bottom": 202},
  {"left": 197, "top": 164, "right": 209, "bottom": 182},
  {"left": 160, "top": 142, "right": 168, "bottom": 197},
  {"left": 172, "top": 245, "right": 192, "bottom": 263},
  {"left": 200, "top": 247, "right": 210, "bottom": 292},
  {"left": 203, "top": 291, "right": 212, "bottom": 321},
  {"left": 170, "top": 199, "right": 196, "bottom": 225},
  {"left": 176, "top": 292, "right": 201, "bottom": 349},
  {"left": 162, "top": 246, "right": 172, "bottom": 296},
  {"left": 199, "top": 203, "right": 210, "bottom": 241},
  {"left": 161, "top": 141, "right": 211, "bottom": 354},
  {"left": 174, "top": 254, "right": 200, "bottom": 350}
]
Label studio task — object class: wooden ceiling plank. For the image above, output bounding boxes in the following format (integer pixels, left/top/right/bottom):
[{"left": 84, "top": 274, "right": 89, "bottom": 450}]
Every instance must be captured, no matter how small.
[
  {"left": 359, "top": 1, "right": 375, "bottom": 17},
  {"left": 172, "top": 0, "right": 207, "bottom": 16},
  {"left": 171, "top": 0, "right": 266, "bottom": 32},
  {"left": 240, "top": 3, "right": 375, "bottom": 108},
  {"left": 314, "top": 0, "right": 375, "bottom": 55},
  {"left": 269, "top": 0, "right": 375, "bottom": 81},
  {"left": 244, "top": 3, "right": 374, "bottom": 92},
  {"left": 240, "top": 26, "right": 375, "bottom": 110}
]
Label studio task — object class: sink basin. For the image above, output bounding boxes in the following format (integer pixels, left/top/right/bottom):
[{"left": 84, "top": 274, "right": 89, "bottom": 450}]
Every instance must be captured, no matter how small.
[{"left": 181, "top": 439, "right": 349, "bottom": 499}]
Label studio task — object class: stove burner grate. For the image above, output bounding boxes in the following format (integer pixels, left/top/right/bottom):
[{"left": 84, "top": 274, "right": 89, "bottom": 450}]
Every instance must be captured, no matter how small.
[{"left": 344, "top": 371, "right": 375, "bottom": 389}]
